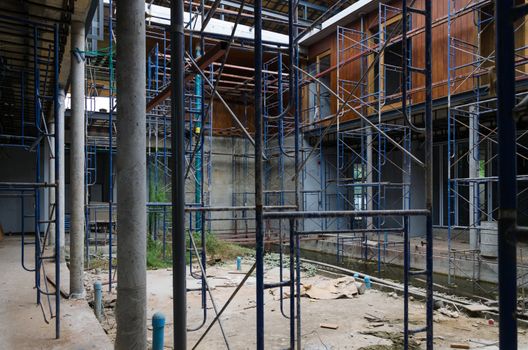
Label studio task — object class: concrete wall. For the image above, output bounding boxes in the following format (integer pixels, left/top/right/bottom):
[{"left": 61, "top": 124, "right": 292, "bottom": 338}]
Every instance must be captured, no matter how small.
[
  {"left": 265, "top": 136, "right": 341, "bottom": 234},
  {"left": 205, "top": 136, "right": 255, "bottom": 235},
  {"left": 0, "top": 148, "right": 37, "bottom": 233},
  {"left": 409, "top": 142, "right": 426, "bottom": 236}
]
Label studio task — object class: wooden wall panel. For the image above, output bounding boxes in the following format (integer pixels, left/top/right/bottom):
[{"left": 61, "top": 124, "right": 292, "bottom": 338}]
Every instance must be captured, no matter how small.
[
  {"left": 211, "top": 100, "right": 255, "bottom": 135},
  {"left": 308, "top": 31, "right": 338, "bottom": 118},
  {"left": 304, "top": 0, "right": 482, "bottom": 125}
]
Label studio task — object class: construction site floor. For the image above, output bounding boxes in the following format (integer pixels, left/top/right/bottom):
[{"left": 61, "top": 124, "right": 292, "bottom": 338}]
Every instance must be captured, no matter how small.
[
  {"left": 0, "top": 236, "right": 112, "bottom": 350},
  {"left": 85, "top": 258, "right": 528, "bottom": 349}
]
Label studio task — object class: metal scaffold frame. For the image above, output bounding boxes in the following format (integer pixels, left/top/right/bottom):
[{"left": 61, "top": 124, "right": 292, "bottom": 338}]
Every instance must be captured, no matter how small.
[
  {"left": 300, "top": 2, "right": 415, "bottom": 271},
  {"left": 0, "top": 18, "right": 62, "bottom": 338},
  {"left": 165, "top": 1, "right": 431, "bottom": 348},
  {"left": 68, "top": 0, "right": 528, "bottom": 348},
  {"left": 177, "top": 0, "right": 433, "bottom": 349},
  {"left": 3, "top": 0, "right": 527, "bottom": 348},
  {"left": 81, "top": 0, "right": 117, "bottom": 290},
  {"left": 445, "top": 0, "right": 528, "bottom": 294},
  {"left": 52, "top": 0, "right": 528, "bottom": 348},
  {"left": 495, "top": 2, "right": 528, "bottom": 349}
]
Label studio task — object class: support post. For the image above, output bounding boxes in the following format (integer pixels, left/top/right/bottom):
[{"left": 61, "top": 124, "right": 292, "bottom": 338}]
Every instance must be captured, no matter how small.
[
  {"left": 48, "top": 121, "right": 55, "bottom": 245},
  {"left": 57, "top": 88, "right": 65, "bottom": 259},
  {"left": 195, "top": 46, "right": 202, "bottom": 233},
  {"left": 49, "top": 88, "right": 66, "bottom": 259},
  {"left": 254, "top": 0, "right": 265, "bottom": 349},
  {"left": 366, "top": 128, "right": 373, "bottom": 229},
  {"left": 495, "top": 1, "right": 518, "bottom": 349},
  {"left": 469, "top": 105, "right": 479, "bottom": 251},
  {"left": 69, "top": 20, "right": 86, "bottom": 299},
  {"left": 424, "top": 1, "right": 434, "bottom": 348},
  {"left": 54, "top": 24, "right": 62, "bottom": 339},
  {"left": 115, "top": 0, "right": 147, "bottom": 348},
  {"left": 171, "top": 0, "right": 187, "bottom": 349}
]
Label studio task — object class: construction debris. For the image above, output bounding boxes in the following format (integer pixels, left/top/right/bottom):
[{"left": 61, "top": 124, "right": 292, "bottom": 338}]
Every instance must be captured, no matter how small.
[
  {"left": 319, "top": 323, "right": 339, "bottom": 330},
  {"left": 358, "top": 330, "right": 421, "bottom": 350},
  {"left": 297, "top": 276, "right": 361, "bottom": 300},
  {"left": 439, "top": 307, "right": 460, "bottom": 318}
]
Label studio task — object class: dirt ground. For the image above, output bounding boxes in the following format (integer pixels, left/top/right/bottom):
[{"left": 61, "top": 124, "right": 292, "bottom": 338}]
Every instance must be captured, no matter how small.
[{"left": 85, "top": 260, "right": 528, "bottom": 350}]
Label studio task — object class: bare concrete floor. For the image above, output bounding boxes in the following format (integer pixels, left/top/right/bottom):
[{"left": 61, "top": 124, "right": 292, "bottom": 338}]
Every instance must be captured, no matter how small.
[
  {"left": 0, "top": 236, "right": 112, "bottom": 350},
  {"left": 88, "top": 259, "right": 528, "bottom": 349}
]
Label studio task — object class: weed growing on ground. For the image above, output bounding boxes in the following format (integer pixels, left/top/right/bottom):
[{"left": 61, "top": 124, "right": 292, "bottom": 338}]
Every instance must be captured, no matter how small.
[{"left": 146, "top": 231, "right": 253, "bottom": 269}]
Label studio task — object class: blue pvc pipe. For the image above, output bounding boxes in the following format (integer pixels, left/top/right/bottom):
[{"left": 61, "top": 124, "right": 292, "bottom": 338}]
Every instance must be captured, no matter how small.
[
  {"left": 364, "top": 275, "right": 371, "bottom": 289},
  {"left": 94, "top": 281, "right": 102, "bottom": 321},
  {"left": 236, "top": 256, "right": 242, "bottom": 271},
  {"left": 152, "top": 312, "right": 166, "bottom": 350}
]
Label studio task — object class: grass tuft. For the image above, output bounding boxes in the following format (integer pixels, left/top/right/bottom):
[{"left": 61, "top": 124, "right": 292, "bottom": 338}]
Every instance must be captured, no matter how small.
[
  {"left": 147, "top": 236, "right": 172, "bottom": 269},
  {"left": 146, "top": 231, "right": 253, "bottom": 270}
]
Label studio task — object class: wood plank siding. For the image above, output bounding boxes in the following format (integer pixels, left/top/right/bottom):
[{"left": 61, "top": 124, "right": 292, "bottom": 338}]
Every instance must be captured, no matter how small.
[{"left": 302, "top": 0, "right": 500, "bottom": 125}]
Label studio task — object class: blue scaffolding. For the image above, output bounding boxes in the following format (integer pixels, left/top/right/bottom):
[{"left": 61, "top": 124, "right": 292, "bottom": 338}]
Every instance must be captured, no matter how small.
[{"left": 0, "top": 18, "right": 62, "bottom": 338}]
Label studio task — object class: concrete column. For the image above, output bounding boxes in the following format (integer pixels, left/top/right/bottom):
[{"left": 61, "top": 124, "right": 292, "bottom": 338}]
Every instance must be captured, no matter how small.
[
  {"left": 469, "top": 106, "right": 479, "bottom": 250},
  {"left": 69, "top": 20, "right": 85, "bottom": 298},
  {"left": 115, "top": 0, "right": 147, "bottom": 348},
  {"left": 57, "top": 88, "right": 66, "bottom": 259}
]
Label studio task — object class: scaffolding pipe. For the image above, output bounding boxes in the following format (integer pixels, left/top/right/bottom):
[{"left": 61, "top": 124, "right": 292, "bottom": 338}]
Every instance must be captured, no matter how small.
[
  {"left": 290, "top": 0, "right": 301, "bottom": 346},
  {"left": 57, "top": 88, "right": 65, "bottom": 260},
  {"left": 53, "top": 23, "right": 61, "bottom": 339},
  {"left": 254, "top": 0, "right": 264, "bottom": 348},
  {"left": 496, "top": 1, "right": 518, "bottom": 349},
  {"left": 48, "top": 121, "right": 55, "bottom": 247},
  {"left": 468, "top": 105, "right": 479, "bottom": 250},
  {"left": 194, "top": 45, "right": 203, "bottom": 236},
  {"left": 424, "top": 1, "right": 434, "bottom": 348},
  {"left": 115, "top": 0, "right": 147, "bottom": 347},
  {"left": 69, "top": 20, "right": 85, "bottom": 299},
  {"left": 172, "top": 0, "right": 188, "bottom": 349},
  {"left": 108, "top": 0, "right": 115, "bottom": 293},
  {"left": 263, "top": 209, "right": 429, "bottom": 219}
]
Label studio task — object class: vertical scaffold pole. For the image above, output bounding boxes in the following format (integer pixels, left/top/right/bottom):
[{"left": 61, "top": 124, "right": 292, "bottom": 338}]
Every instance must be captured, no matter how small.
[
  {"left": 33, "top": 24, "right": 41, "bottom": 306},
  {"left": 172, "top": 0, "right": 187, "bottom": 349},
  {"left": 53, "top": 23, "right": 61, "bottom": 340},
  {"left": 108, "top": 0, "right": 114, "bottom": 293},
  {"left": 425, "top": 1, "right": 434, "bottom": 349},
  {"left": 254, "top": 0, "right": 264, "bottom": 350},
  {"left": 254, "top": 0, "right": 264, "bottom": 347},
  {"left": 495, "top": 1, "right": 518, "bottom": 349}
]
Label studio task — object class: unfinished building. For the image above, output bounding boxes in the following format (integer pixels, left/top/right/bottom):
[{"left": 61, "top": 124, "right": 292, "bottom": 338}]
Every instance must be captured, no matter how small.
[{"left": 1, "top": 0, "right": 528, "bottom": 349}]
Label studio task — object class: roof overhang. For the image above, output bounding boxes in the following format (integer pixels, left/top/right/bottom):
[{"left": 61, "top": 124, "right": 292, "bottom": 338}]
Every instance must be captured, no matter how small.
[{"left": 299, "top": 0, "right": 383, "bottom": 47}]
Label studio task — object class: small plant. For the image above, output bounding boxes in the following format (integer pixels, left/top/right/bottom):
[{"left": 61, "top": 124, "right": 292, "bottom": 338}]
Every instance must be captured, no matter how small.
[
  {"left": 145, "top": 230, "right": 253, "bottom": 270},
  {"left": 197, "top": 232, "right": 253, "bottom": 261},
  {"left": 147, "top": 236, "right": 172, "bottom": 269}
]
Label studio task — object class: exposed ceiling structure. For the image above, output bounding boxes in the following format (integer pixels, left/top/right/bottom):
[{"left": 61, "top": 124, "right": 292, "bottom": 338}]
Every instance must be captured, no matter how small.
[
  {"left": 0, "top": 0, "right": 73, "bottom": 140},
  {"left": 0, "top": 0, "right": 358, "bottom": 140},
  {"left": 152, "top": 0, "right": 356, "bottom": 32}
]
